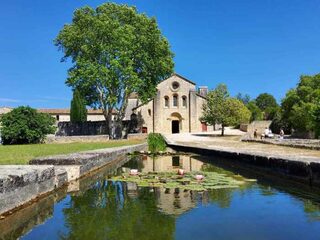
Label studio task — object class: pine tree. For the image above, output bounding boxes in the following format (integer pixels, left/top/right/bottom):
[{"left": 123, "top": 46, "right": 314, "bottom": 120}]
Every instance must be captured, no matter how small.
[{"left": 70, "top": 89, "right": 87, "bottom": 123}]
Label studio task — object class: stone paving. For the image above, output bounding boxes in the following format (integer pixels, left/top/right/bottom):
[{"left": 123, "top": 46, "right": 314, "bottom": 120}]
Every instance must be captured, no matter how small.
[{"left": 164, "top": 129, "right": 320, "bottom": 163}]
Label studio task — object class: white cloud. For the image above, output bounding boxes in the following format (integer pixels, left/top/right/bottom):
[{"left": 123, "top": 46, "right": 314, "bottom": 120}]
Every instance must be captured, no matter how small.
[
  {"left": 0, "top": 98, "right": 21, "bottom": 103},
  {"left": 42, "top": 96, "right": 69, "bottom": 101}
]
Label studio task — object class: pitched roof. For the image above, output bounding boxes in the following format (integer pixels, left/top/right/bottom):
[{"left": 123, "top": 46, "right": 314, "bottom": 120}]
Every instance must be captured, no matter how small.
[
  {"left": 172, "top": 73, "right": 196, "bottom": 85},
  {"left": 37, "top": 108, "right": 117, "bottom": 115}
]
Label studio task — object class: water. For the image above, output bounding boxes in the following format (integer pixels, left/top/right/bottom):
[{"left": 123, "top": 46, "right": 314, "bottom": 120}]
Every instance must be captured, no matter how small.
[{"left": 1, "top": 154, "right": 320, "bottom": 240}]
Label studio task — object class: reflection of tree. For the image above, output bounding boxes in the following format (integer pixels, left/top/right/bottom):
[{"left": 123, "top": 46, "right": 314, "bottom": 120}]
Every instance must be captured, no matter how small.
[
  {"left": 259, "top": 185, "right": 277, "bottom": 196},
  {"left": 62, "top": 181, "right": 175, "bottom": 240},
  {"left": 207, "top": 189, "right": 233, "bottom": 208},
  {"left": 303, "top": 200, "right": 320, "bottom": 221},
  {"left": 122, "top": 155, "right": 145, "bottom": 171}
]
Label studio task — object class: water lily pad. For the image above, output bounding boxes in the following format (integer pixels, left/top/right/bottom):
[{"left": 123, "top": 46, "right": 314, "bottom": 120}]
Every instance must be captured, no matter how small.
[{"left": 107, "top": 170, "right": 255, "bottom": 191}]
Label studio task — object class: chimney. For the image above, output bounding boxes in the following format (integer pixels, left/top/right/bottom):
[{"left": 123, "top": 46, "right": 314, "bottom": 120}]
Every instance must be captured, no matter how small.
[{"left": 198, "top": 86, "right": 208, "bottom": 97}]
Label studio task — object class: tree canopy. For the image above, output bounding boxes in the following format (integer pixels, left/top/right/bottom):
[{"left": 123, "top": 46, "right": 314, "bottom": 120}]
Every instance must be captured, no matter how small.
[
  {"left": 255, "top": 93, "right": 278, "bottom": 111},
  {"left": 70, "top": 89, "right": 87, "bottom": 123},
  {"left": 246, "top": 101, "right": 263, "bottom": 122},
  {"left": 255, "top": 93, "right": 279, "bottom": 120},
  {"left": 202, "top": 84, "right": 251, "bottom": 135},
  {"left": 281, "top": 74, "right": 320, "bottom": 137},
  {"left": 55, "top": 3, "right": 174, "bottom": 138},
  {"left": 236, "top": 93, "right": 251, "bottom": 105},
  {"left": 0, "top": 106, "right": 56, "bottom": 145}
]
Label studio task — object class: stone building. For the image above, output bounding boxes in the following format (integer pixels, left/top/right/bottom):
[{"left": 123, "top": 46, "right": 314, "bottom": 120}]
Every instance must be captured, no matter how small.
[
  {"left": 0, "top": 107, "right": 113, "bottom": 122},
  {"left": 126, "top": 73, "right": 213, "bottom": 134}
]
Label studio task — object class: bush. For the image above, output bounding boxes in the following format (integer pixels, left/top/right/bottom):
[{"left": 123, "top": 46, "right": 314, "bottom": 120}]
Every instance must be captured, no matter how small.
[
  {"left": 0, "top": 106, "right": 56, "bottom": 145},
  {"left": 147, "top": 133, "right": 166, "bottom": 154}
]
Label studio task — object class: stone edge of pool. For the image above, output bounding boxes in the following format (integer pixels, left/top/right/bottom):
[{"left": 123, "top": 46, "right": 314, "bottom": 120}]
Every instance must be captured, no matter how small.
[
  {"left": 165, "top": 139, "right": 320, "bottom": 187},
  {"left": 0, "top": 143, "right": 147, "bottom": 216}
]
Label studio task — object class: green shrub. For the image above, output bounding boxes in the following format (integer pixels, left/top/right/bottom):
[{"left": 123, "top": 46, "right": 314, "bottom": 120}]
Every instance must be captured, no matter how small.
[
  {"left": 147, "top": 133, "right": 166, "bottom": 153},
  {"left": 0, "top": 106, "right": 56, "bottom": 145}
]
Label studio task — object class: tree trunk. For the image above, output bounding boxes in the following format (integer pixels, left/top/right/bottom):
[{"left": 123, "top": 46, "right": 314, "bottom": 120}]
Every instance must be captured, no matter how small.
[
  {"left": 107, "top": 112, "right": 115, "bottom": 139},
  {"left": 221, "top": 124, "right": 225, "bottom": 136}
]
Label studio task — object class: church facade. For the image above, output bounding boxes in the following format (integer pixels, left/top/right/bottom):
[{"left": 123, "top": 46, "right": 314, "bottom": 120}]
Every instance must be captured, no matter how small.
[{"left": 125, "top": 73, "right": 213, "bottom": 134}]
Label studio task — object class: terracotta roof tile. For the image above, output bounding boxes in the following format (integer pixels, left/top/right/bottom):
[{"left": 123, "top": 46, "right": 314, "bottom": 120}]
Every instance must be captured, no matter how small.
[{"left": 37, "top": 108, "right": 117, "bottom": 115}]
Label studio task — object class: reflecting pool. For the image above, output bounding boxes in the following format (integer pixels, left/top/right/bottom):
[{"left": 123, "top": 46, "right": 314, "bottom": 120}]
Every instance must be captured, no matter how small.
[{"left": 1, "top": 154, "right": 320, "bottom": 240}]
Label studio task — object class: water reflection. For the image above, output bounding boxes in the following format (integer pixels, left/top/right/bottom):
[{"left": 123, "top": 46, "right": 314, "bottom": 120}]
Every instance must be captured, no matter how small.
[
  {"left": 0, "top": 154, "right": 320, "bottom": 240},
  {"left": 123, "top": 154, "right": 205, "bottom": 173}
]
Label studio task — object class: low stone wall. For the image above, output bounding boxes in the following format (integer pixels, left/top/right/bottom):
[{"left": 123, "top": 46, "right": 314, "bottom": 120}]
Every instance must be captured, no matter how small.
[
  {"left": 0, "top": 143, "right": 147, "bottom": 216},
  {"left": 166, "top": 143, "right": 320, "bottom": 187},
  {"left": 30, "top": 143, "right": 147, "bottom": 181},
  {"left": 246, "top": 120, "right": 272, "bottom": 137},
  {"left": 243, "top": 138, "right": 320, "bottom": 150},
  {"left": 45, "top": 134, "right": 109, "bottom": 143},
  {"left": 56, "top": 121, "right": 108, "bottom": 136},
  {"left": 127, "top": 133, "right": 148, "bottom": 141},
  {"left": 0, "top": 166, "right": 68, "bottom": 216},
  {"left": 239, "top": 124, "right": 248, "bottom": 132}
]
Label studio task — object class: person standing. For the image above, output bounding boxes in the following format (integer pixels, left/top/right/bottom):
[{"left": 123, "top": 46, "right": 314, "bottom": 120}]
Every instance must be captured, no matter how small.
[{"left": 279, "top": 129, "right": 284, "bottom": 139}]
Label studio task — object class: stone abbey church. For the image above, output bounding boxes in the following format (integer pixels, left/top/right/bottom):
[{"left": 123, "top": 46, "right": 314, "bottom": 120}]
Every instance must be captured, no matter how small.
[
  {"left": 0, "top": 73, "right": 213, "bottom": 135},
  {"left": 125, "top": 73, "right": 213, "bottom": 134}
]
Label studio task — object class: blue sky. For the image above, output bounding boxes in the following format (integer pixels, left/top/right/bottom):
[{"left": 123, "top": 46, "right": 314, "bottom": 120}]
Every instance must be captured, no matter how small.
[{"left": 1, "top": 0, "right": 320, "bottom": 108}]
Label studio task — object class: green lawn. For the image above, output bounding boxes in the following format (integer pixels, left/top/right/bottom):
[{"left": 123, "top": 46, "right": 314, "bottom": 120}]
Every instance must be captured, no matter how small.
[{"left": 0, "top": 140, "right": 144, "bottom": 165}]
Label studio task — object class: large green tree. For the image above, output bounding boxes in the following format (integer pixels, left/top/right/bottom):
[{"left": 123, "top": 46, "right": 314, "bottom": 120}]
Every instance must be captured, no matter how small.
[
  {"left": 255, "top": 93, "right": 279, "bottom": 120},
  {"left": 281, "top": 74, "right": 320, "bottom": 137},
  {"left": 55, "top": 3, "right": 174, "bottom": 138},
  {"left": 246, "top": 101, "right": 263, "bottom": 122},
  {"left": 202, "top": 84, "right": 251, "bottom": 136},
  {"left": 236, "top": 93, "right": 251, "bottom": 105},
  {"left": 70, "top": 89, "right": 87, "bottom": 123},
  {"left": 0, "top": 106, "right": 56, "bottom": 145}
]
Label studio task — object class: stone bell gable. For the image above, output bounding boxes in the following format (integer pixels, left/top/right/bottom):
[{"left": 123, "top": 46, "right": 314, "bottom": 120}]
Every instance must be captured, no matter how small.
[{"left": 128, "top": 73, "right": 213, "bottom": 134}]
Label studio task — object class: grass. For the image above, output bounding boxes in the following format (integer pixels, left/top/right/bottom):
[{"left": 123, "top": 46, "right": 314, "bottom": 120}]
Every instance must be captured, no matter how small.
[{"left": 0, "top": 139, "right": 144, "bottom": 165}]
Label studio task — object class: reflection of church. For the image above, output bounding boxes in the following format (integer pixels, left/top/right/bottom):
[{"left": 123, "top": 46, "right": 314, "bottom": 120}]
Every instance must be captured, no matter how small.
[
  {"left": 125, "top": 73, "right": 214, "bottom": 134},
  {"left": 141, "top": 155, "right": 205, "bottom": 173},
  {"left": 124, "top": 155, "right": 210, "bottom": 215}
]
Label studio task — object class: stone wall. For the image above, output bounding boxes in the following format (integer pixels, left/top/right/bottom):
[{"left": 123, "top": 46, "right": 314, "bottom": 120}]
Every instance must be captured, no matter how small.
[
  {"left": 246, "top": 120, "right": 272, "bottom": 138},
  {"left": 127, "top": 133, "right": 148, "bottom": 141},
  {"left": 46, "top": 135, "right": 109, "bottom": 143},
  {"left": 30, "top": 143, "right": 147, "bottom": 181},
  {"left": 0, "top": 166, "right": 67, "bottom": 215},
  {"left": 56, "top": 121, "right": 108, "bottom": 136},
  {"left": 0, "top": 143, "right": 147, "bottom": 216},
  {"left": 240, "top": 124, "right": 248, "bottom": 132},
  {"left": 167, "top": 142, "right": 320, "bottom": 187}
]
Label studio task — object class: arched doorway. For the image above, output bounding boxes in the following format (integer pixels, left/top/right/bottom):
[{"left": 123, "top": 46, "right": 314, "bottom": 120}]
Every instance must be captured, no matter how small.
[
  {"left": 172, "top": 120, "right": 180, "bottom": 134},
  {"left": 170, "top": 112, "right": 182, "bottom": 134}
]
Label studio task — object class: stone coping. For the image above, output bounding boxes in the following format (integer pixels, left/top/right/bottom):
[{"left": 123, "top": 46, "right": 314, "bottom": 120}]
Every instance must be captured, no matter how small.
[
  {"left": 165, "top": 140, "right": 320, "bottom": 187},
  {"left": 242, "top": 138, "right": 320, "bottom": 150},
  {"left": 29, "top": 143, "right": 147, "bottom": 165}
]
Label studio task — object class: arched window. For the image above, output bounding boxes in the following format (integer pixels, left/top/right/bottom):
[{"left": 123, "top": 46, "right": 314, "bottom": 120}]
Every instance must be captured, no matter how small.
[
  {"left": 182, "top": 96, "right": 187, "bottom": 107},
  {"left": 173, "top": 94, "right": 178, "bottom": 107},
  {"left": 164, "top": 96, "right": 169, "bottom": 108}
]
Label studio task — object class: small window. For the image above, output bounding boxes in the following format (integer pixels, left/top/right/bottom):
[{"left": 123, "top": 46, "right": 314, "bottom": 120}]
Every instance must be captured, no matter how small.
[
  {"left": 173, "top": 94, "right": 178, "bottom": 107},
  {"left": 56, "top": 115, "right": 59, "bottom": 121},
  {"left": 142, "top": 127, "right": 148, "bottom": 133},
  {"left": 164, "top": 96, "right": 169, "bottom": 108},
  {"left": 172, "top": 81, "right": 180, "bottom": 90},
  {"left": 172, "top": 156, "right": 180, "bottom": 167},
  {"left": 148, "top": 109, "right": 151, "bottom": 116},
  {"left": 182, "top": 96, "right": 187, "bottom": 107}
]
